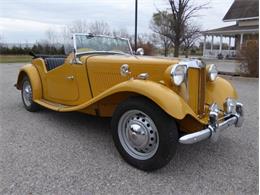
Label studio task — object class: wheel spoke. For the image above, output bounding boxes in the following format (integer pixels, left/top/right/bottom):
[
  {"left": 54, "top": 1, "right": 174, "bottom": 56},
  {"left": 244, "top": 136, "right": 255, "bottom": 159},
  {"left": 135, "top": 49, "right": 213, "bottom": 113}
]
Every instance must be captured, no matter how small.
[{"left": 22, "top": 80, "right": 32, "bottom": 107}]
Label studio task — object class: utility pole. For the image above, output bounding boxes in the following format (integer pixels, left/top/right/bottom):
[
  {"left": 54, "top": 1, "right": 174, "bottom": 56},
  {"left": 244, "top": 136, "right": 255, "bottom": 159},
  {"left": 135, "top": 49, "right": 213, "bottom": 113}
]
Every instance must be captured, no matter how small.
[{"left": 134, "top": 0, "right": 138, "bottom": 52}]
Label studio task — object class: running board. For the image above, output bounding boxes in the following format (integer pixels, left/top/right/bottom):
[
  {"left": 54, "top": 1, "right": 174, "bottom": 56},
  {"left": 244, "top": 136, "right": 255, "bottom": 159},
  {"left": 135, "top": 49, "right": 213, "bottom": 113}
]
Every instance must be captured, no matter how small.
[{"left": 34, "top": 99, "right": 71, "bottom": 111}]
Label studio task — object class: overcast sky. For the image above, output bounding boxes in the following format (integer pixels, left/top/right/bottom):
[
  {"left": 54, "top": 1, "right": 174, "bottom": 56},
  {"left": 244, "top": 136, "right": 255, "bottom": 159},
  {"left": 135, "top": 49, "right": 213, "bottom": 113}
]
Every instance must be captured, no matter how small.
[{"left": 0, "top": 0, "right": 235, "bottom": 43}]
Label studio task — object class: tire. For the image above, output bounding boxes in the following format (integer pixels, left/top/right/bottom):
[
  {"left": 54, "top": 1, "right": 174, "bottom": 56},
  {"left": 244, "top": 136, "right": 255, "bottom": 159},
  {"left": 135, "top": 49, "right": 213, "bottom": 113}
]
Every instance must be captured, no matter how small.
[
  {"left": 111, "top": 97, "right": 178, "bottom": 171},
  {"left": 21, "top": 76, "right": 40, "bottom": 112}
]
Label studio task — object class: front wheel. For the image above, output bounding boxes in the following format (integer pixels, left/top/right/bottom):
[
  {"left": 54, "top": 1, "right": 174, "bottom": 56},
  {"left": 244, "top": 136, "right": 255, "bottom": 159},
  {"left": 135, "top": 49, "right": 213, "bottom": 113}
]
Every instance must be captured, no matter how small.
[{"left": 111, "top": 97, "right": 178, "bottom": 171}]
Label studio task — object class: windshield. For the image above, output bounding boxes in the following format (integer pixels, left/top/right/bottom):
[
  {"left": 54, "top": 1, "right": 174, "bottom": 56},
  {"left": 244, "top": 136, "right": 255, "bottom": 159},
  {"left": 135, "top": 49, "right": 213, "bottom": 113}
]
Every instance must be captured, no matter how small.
[{"left": 74, "top": 34, "right": 132, "bottom": 55}]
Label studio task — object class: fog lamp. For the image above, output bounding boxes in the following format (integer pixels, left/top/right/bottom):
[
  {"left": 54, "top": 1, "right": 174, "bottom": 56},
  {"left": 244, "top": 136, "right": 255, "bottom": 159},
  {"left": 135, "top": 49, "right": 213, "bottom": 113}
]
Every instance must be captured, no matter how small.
[{"left": 224, "top": 98, "right": 237, "bottom": 114}]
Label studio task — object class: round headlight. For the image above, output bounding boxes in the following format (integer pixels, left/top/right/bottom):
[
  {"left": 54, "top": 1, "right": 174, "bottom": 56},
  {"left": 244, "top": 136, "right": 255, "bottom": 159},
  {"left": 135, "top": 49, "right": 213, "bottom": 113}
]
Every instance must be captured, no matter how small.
[
  {"left": 208, "top": 64, "right": 218, "bottom": 81},
  {"left": 170, "top": 65, "right": 186, "bottom": 86}
]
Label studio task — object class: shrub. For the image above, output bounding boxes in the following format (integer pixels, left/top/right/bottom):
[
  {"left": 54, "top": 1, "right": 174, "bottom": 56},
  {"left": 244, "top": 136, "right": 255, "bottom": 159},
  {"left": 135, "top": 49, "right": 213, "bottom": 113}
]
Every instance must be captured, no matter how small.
[
  {"left": 190, "top": 49, "right": 196, "bottom": 55},
  {"left": 239, "top": 41, "right": 259, "bottom": 77},
  {"left": 217, "top": 53, "right": 224, "bottom": 60}
]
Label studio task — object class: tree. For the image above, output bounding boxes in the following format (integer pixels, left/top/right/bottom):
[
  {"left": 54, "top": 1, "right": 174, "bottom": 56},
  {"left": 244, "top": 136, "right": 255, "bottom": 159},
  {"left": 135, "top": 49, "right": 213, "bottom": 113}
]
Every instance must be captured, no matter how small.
[
  {"left": 162, "top": 0, "right": 208, "bottom": 57},
  {"left": 68, "top": 20, "right": 89, "bottom": 34},
  {"left": 112, "top": 28, "right": 130, "bottom": 39},
  {"left": 62, "top": 20, "right": 112, "bottom": 43},
  {"left": 62, "top": 20, "right": 89, "bottom": 49},
  {"left": 240, "top": 40, "right": 259, "bottom": 77},
  {"left": 45, "top": 29, "right": 58, "bottom": 45},
  {"left": 0, "top": 35, "right": 3, "bottom": 45},
  {"left": 182, "top": 24, "right": 201, "bottom": 57},
  {"left": 150, "top": 12, "right": 172, "bottom": 56},
  {"left": 88, "top": 21, "right": 111, "bottom": 35}
]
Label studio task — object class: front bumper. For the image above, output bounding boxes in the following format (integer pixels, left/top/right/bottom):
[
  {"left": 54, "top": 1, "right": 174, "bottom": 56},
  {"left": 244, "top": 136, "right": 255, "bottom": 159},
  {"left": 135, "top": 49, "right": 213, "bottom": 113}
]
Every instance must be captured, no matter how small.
[{"left": 179, "top": 102, "right": 244, "bottom": 144}]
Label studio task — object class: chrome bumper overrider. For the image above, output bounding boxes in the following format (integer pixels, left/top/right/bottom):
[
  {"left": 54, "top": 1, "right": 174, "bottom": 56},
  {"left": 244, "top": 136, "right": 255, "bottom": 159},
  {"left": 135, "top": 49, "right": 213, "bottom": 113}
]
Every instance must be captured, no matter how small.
[{"left": 179, "top": 102, "right": 244, "bottom": 144}]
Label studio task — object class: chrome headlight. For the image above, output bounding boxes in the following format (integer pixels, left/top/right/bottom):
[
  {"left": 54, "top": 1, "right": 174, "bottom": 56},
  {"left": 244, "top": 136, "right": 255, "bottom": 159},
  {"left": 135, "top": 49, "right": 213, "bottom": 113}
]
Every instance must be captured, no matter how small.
[
  {"left": 170, "top": 65, "right": 186, "bottom": 86},
  {"left": 207, "top": 64, "right": 218, "bottom": 81}
]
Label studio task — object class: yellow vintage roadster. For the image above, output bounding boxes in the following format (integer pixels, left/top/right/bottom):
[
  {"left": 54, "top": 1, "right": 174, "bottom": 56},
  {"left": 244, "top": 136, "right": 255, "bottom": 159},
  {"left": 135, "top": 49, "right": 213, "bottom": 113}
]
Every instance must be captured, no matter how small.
[{"left": 15, "top": 33, "right": 244, "bottom": 171}]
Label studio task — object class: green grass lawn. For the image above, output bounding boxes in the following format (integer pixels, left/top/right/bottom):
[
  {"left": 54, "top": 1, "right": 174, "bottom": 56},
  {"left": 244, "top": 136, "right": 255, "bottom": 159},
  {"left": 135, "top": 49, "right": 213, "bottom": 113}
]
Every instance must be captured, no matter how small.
[{"left": 0, "top": 55, "right": 32, "bottom": 63}]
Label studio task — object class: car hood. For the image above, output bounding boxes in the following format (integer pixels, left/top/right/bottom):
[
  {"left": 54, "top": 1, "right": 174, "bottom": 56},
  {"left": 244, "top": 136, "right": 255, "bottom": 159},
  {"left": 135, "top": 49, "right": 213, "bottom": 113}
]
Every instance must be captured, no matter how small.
[
  {"left": 82, "top": 54, "right": 179, "bottom": 96},
  {"left": 83, "top": 54, "right": 179, "bottom": 67}
]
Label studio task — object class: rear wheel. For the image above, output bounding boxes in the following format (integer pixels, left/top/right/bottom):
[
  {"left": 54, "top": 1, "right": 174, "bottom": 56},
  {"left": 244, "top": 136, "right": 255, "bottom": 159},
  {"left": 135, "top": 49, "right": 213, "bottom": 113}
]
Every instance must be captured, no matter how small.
[
  {"left": 21, "top": 76, "right": 40, "bottom": 112},
  {"left": 111, "top": 97, "right": 178, "bottom": 171}
]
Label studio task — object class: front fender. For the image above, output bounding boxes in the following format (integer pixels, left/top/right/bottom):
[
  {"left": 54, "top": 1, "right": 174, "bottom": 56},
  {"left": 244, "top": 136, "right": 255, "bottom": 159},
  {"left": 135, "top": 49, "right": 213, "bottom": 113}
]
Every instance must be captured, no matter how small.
[
  {"left": 61, "top": 79, "right": 197, "bottom": 120},
  {"left": 16, "top": 64, "right": 42, "bottom": 100},
  {"left": 206, "top": 77, "right": 238, "bottom": 109}
]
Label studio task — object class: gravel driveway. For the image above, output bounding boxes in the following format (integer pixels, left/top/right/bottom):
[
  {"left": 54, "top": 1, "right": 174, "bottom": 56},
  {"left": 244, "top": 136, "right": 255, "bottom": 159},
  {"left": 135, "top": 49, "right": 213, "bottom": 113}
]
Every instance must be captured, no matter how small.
[{"left": 0, "top": 63, "right": 258, "bottom": 195}]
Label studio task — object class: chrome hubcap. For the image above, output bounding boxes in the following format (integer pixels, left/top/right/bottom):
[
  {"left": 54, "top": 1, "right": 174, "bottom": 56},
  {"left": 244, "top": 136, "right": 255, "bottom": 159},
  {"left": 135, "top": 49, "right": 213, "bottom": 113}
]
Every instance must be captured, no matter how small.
[
  {"left": 129, "top": 124, "right": 147, "bottom": 147},
  {"left": 22, "top": 80, "right": 32, "bottom": 107},
  {"left": 118, "top": 110, "right": 159, "bottom": 160}
]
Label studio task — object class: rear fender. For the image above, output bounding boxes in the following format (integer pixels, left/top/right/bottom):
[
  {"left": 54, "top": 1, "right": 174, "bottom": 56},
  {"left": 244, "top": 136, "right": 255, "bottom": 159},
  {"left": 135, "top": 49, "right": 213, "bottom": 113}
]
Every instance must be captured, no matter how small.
[{"left": 16, "top": 64, "right": 42, "bottom": 100}]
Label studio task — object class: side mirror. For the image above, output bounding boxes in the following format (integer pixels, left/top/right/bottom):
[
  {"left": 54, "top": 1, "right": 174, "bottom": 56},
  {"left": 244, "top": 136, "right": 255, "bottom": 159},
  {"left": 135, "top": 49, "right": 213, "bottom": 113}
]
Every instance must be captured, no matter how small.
[{"left": 136, "top": 48, "right": 144, "bottom": 56}]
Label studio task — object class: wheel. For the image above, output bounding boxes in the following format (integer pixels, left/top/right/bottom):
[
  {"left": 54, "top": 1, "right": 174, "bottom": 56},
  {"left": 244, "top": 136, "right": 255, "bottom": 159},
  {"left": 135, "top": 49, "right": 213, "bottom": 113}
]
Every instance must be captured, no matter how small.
[
  {"left": 21, "top": 76, "right": 40, "bottom": 112},
  {"left": 111, "top": 97, "right": 178, "bottom": 171}
]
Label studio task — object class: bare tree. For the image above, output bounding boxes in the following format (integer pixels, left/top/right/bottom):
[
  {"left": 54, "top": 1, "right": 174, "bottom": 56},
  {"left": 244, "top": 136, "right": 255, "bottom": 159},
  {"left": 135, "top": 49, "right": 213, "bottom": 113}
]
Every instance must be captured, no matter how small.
[
  {"left": 62, "top": 20, "right": 89, "bottom": 42},
  {"left": 68, "top": 20, "right": 89, "bottom": 33},
  {"left": 61, "top": 20, "right": 89, "bottom": 53},
  {"left": 165, "top": 0, "right": 208, "bottom": 57},
  {"left": 64, "top": 20, "right": 111, "bottom": 36},
  {"left": 112, "top": 28, "right": 130, "bottom": 39},
  {"left": 45, "top": 29, "right": 58, "bottom": 45},
  {"left": 150, "top": 12, "right": 172, "bottom": 56},
  {"left": 0, "top": 34, "right": 7, "bottom": 48},
  {"left": 61, "top": 20, "right": 112, "bottom": 53},
  {"left": 89, "top": 21, "right": 111, "bottom": 35},
  {"left": 182, "top": 24, "right": 201, "bottom": 57}
]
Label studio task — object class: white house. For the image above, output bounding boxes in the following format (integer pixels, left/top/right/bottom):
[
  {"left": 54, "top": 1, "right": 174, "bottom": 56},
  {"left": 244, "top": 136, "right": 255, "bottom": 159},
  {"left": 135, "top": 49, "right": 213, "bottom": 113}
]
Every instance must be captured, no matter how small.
[{"left": 203, "top": 0, "right": 259, "bottom": 59}]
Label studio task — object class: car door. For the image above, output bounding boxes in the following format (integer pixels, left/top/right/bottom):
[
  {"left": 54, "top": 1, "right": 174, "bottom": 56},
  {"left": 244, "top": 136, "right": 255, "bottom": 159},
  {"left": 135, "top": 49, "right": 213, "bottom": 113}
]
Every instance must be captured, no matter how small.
[{"left": 45, "top": 62, "right": 79, "bottom": 104}]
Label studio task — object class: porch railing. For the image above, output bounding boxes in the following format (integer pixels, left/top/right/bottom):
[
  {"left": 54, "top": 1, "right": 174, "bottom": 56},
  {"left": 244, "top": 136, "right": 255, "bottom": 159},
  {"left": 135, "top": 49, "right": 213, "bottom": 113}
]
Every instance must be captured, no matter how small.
[{"left": 203, "top": 49, "right": 237, "bottom": 59}]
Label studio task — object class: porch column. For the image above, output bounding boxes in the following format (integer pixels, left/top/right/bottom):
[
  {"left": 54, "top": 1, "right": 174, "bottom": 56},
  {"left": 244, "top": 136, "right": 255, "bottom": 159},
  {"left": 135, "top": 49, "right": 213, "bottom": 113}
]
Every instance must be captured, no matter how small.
[
  {"left": 219, "top": 35, "right": 223, "bottom": 53},
  {"left": 211, "top": 35, "right": 214, "bottom": 51},
  {"left": 228, "top": 36, "right": 231, "bottom": 54},
  {"left": 240, "top": 33, "right": 244, "bottom": 48},
  {"left": 203, "top": 35, "right": 206, "bottom": 57}
]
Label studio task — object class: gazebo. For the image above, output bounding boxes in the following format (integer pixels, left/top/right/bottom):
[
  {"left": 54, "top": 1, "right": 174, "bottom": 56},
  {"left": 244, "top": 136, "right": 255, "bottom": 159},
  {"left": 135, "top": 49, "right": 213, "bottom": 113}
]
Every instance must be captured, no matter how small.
[{"left": 202, "top": 0, "right": 259, "bottom": 59}]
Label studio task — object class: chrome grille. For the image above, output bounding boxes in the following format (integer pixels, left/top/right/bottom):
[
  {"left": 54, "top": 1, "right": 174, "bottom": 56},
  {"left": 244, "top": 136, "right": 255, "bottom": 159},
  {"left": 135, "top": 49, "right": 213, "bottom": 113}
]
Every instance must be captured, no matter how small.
[
  {"left": 187, "top": 67, "right": 206, "bottom": 115},
  {"left": 198, "top": 67, "right": 206, "bottom": 115}
]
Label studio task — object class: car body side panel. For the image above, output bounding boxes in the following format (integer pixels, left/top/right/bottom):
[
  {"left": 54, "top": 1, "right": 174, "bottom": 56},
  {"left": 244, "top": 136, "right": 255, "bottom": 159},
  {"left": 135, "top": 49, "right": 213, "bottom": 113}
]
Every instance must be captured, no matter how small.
[
  {"left": 32, "top": 56, "right": 93, "bottom": 106},
  {"left": 57, "top": 79, "right": 199, "bottom": 121},
  {"left": 71, "top": 63, "right": 93, "bottom": 104},
  {"left": 45, "top": 63, "right": 80, "bottom": 103}
]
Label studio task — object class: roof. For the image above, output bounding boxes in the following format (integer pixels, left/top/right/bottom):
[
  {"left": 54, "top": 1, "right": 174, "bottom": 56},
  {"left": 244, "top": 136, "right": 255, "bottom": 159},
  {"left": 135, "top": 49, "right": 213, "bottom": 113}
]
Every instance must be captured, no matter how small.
[
  {"left": 203, "top": 24, "right": 259, "bottom": 35},
  {"left": 223, "top": 0, "right": 259, "bottom": 21}
]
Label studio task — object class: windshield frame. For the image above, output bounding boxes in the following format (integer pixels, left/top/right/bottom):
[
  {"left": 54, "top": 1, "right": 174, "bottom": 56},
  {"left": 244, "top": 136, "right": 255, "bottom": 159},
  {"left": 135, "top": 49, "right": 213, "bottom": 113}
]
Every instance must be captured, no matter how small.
[{"left": 72, "top": 33, "right": 133, "bottom": 56}]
